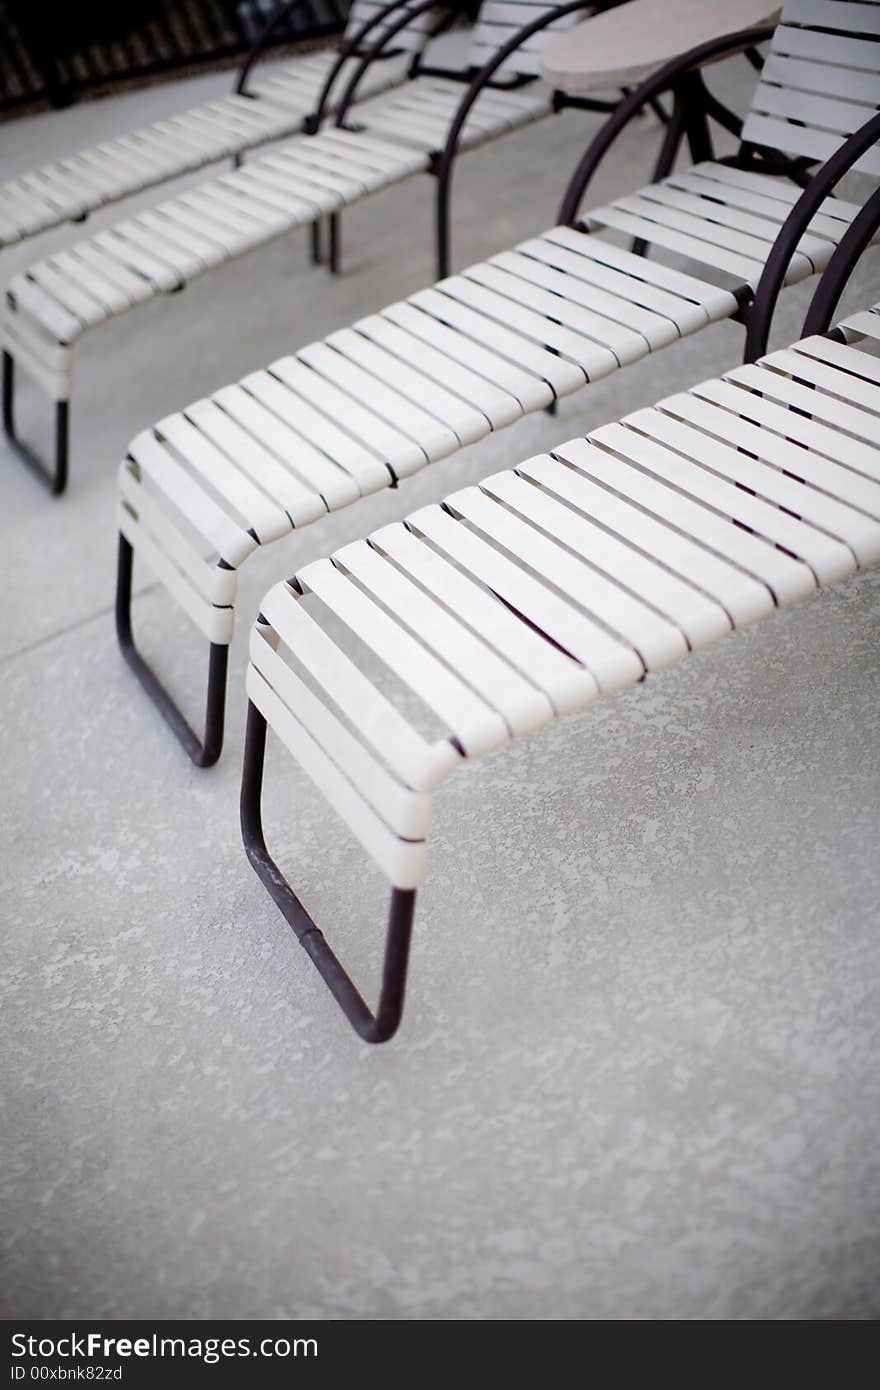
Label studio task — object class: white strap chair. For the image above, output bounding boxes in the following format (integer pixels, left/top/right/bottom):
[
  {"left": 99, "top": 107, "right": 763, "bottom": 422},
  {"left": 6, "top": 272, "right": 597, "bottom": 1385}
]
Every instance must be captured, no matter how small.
[
  {"left": 0, "top": 0, "right": 637, "bottom": 492},
  {"left": 241, "top": 275, "right": 880, "bottom": 1039},
  {"left": 0, "top": 0, "right": 449, "bottom": 252},
  {"left": 113, "top": 19, "right": 880, "bottom": 772}
]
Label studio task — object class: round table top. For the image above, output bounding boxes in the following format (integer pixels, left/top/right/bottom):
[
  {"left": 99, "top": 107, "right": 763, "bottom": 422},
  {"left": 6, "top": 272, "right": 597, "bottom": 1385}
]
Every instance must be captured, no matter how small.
[{"left": 541, "top": 0, "right": 780, "bottom": 93}]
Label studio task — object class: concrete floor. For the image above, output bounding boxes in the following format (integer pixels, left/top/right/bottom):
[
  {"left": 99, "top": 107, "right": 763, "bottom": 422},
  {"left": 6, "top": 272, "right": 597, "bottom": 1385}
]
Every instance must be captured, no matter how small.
[{"left": 1, "top": 51, "right": 879, "bottom": 1321}]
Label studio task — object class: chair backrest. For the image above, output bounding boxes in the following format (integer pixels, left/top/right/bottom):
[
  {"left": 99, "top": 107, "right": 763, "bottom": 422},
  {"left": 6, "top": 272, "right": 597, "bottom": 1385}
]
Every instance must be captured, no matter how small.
[
  {"left": 466, "top": 1, "right": 591, "bottom": 78},
  {"left": 742, "top": 0, "right": 880, "bottom": 175},
  {"left": 344, "top": 0, "right": 449, "bottom": 55}
]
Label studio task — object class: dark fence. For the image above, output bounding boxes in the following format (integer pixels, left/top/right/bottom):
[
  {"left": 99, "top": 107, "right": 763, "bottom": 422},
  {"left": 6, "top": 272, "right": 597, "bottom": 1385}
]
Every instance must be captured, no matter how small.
[{"left": 0, "top": 0, "right": 349, "bottom": 114}]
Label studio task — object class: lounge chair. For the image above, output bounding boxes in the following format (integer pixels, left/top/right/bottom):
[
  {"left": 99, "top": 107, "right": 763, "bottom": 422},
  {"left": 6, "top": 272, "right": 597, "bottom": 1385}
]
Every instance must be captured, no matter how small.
[
  {"left": 115, "top": 7, "right": 880, "bottom": 774},
  {"left": 0, "top": 0, "right": 452, "bottom": 252},
  {"left": 240, "top": 225, "right": 880, "bottom": 1039},
  {"left": 2, "top": 0, "right": 628, "bottom": 492}
]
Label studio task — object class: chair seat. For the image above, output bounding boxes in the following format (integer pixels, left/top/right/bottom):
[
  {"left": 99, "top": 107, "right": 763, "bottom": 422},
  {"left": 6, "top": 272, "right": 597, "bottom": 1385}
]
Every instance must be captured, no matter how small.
[
  {"left": 116, "top": 222, "right": 742, "bottom": 649},
  {"left": 586, "top": 160, "right": 861, "bottom": 290},
  {"left": 353, "top": 75, "right": 553, "bottom": 152},
  {"left": 0, "top": 50, "right": 407, "bottom": 251},
  {"left": 3, "top": 125, "right": 431, "bottom": 364},
  {"left": 245, "top": 308, "right": 880, "bottom": 888},
  {"left": 8, "top": 151, "right": 859, "bottom": 384}
]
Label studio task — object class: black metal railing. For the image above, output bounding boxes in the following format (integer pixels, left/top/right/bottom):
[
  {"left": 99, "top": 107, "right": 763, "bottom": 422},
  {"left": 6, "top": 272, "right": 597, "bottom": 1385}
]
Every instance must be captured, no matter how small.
[{"left": 0, "top": 0, "right": 349, "bottom": 113}]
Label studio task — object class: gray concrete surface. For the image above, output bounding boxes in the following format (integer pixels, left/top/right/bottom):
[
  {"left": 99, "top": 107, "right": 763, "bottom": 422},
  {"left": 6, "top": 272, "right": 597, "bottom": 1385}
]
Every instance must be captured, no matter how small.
[{"left": 1, "top": 53, "right": 879, "bottom": 1321}]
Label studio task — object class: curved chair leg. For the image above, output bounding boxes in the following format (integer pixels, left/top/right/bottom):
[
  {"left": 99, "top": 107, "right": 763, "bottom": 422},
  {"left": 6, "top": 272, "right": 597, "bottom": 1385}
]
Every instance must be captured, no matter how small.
[
  {"left": 240, "top": 699, "right": 416, "bottom": 1043},
  {"left": 3, "top": 351, "right": 69, "bottom": 495},
  {"left": 115, "top": 534, "right": 228, "bottom": 768}
]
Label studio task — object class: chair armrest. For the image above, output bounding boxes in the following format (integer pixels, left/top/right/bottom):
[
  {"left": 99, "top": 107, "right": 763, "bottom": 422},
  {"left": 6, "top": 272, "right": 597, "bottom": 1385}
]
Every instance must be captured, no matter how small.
[
  {"left": 304, "top": 0, "right": 443, "bottom": 131},
  {"left": 330, "top": 0, "right": 465, "bottom": 131},
  {"left": 235, "top": 0, "right": 322, "bottom": 97},
  {"left": 432, "top": 0, "right": 616, "bottom": 277},
  {"left": 803, "top": 186, "right": 880, "bottom": 341},
  {"left": 746, "top": 109, "right": 880, "bottom": 359},
  {"left": 434, "top": 0, "right": 613, "bottom": 185}
]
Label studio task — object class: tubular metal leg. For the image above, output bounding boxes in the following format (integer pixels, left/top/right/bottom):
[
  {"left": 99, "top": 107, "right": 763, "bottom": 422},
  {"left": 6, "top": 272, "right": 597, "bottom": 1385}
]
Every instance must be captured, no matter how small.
[
  {"left": 685, "top": 100, "right": 714, "bottom": 165},
  {"left": 328, "top": 212, "right": 341, "bottom": 274},
  {"left": 240, "top": 699, "right": 416, "bottom": 1043},
  {"left": 435, "top": 165, "right": 452, "bottom": 280},
  {"left": 3, "top": 351, "right": 69, "bottom": 495},
  {"left": 309, "top": 218, "right": 323, "bottom": 265},
  {"left": 115, "top": 533, "right": 228, "bottom": 769}
]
